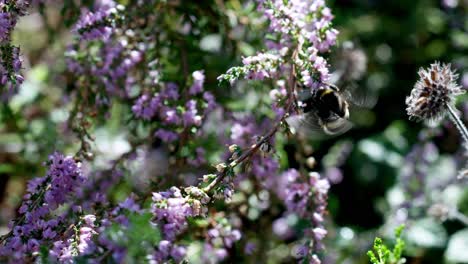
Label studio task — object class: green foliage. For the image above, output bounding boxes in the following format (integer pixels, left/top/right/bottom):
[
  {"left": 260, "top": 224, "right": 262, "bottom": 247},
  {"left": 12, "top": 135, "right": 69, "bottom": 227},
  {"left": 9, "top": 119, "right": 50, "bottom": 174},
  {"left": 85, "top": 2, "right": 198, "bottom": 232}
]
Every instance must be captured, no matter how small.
[
  {"left": 106, "top": 212, "right": 161, "bottom": 261},
  {"left": 367, "top": 225, "right": 406, "bottom": 264}
]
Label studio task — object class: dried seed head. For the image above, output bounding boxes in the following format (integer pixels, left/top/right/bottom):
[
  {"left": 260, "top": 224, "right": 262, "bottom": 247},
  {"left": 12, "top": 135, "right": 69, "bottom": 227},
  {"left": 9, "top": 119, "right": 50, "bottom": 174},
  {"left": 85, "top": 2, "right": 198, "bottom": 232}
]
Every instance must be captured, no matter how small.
[{"left": 406, "top": 62, "right": 464, "bottom": 122}]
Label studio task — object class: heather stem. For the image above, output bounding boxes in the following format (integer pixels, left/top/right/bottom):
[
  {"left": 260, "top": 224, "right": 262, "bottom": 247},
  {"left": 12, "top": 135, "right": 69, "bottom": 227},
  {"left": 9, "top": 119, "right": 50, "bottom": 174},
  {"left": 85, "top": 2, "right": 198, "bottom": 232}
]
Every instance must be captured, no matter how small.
[
  {"left": 203, "top": 48, "right": 299, "bottom": 194},
  {"left": 447, "top": 104, "right": 468, "bottom": 148}
]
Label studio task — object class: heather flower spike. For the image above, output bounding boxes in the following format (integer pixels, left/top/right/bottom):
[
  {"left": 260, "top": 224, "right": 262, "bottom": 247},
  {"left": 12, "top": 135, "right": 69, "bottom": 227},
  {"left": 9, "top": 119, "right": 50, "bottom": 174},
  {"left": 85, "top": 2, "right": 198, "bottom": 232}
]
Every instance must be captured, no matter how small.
[{"left": 406, "top": 62, "right": 468, "bottom": 144}]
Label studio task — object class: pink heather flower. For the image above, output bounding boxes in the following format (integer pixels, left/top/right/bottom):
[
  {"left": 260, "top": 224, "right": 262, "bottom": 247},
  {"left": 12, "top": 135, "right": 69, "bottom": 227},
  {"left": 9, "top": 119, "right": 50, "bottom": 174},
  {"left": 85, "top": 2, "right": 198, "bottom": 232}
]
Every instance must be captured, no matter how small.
[
  {"left": 189, "top": 70, "right": 205, "bottom": 95},
  {"left": 313, "top": 227, "right": 327, "bottom": 240},
  {"left": 260, "top": 0, "right": 338, "bottom": 52}
]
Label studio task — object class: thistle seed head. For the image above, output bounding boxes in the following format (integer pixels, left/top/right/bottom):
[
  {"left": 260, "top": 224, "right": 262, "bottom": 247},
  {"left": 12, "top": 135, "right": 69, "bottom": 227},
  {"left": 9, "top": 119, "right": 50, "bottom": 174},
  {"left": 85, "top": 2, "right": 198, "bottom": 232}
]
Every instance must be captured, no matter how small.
[{"left": 406, "top": 62, "right": 464, "bottom": 122}]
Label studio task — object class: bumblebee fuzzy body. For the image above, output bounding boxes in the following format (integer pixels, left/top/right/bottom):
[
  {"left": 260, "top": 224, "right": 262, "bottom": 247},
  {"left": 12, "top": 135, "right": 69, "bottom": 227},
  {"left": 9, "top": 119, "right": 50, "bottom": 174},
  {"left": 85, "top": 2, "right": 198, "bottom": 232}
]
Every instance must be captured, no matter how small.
[
  {"left": 302, "top": 86, "right": 350, "bottom": 120},
  {"left": 295, "top": 85, "right": 352, "bottom": 135}
]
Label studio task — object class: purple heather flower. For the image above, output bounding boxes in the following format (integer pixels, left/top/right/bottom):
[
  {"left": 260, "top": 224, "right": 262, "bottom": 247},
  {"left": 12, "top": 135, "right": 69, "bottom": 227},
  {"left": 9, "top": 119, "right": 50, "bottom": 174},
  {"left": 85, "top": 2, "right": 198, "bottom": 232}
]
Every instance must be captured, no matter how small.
[
  {"left": 45, "top": 152, "right": 85, "bottom": 207},
  {"left": 0, "top": 12, "right": 13, "bottom": 41},
  {"left": 74, "top": 6, "right": 117, "bottom": 41},
  {"left": 161, "top": 106, "right": 181, "bottom": 125},
  {"left": 118, "top": 197, "right": 141, "bottom": 212},
  {"left": 183, "top": 100, "right": 202, "bottom": 127},
  {"left": 50, "top": 214, "right": 97, "bottom": 261},
  {"left": 152, "top": 240, "right": 187, "bottom": 263},
  {"left": 201, "top": 217, "right": 242, "bottom": 263},
  {"left": 154, "top": 129, "right": 178, "bottom": 142},
  {"left": 0, "top": 45, "right": 24, "bottom": 100},
  {"left": 43, "top": 228, "right": 57, "bottom": 239},
  {"left": 0, "top": 152, "right": 85, "bottom": 261},
  {"left": 244, "top": 242, "right": 257, "bottom": 255},
  {"left": 0, "top": 1, "right": 29, "bottom": 42},
  {"left": 280, "top": 169, "right": 330, "bottom": 261},
  {"left": 162, "top": 82, "right": 180, "bottom": 100},
  {"left": 132, "top": 94, "right": 160, "bottom": 120},
  {"left": 284, "top": 181, "right": 310, "bottom": 216},
  {"left": 203, "top": 92, "right": 217, "bottom": 113},
  {"left": 189, "top": 70, "right": 205, "bottom": 95},
  {"left": 151, "top": 187, "right": 206, "bottom": 241},
  {"left": 66, "top": 41, "right": 142, "bottom": 103}
]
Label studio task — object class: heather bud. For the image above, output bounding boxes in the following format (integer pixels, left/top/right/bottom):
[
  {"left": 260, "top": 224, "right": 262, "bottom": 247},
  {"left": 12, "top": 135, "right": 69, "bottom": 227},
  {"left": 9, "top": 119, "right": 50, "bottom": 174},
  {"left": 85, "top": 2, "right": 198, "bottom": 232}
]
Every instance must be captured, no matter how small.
[{"left": 215, "top": 163, "right": 227, "bottom": 173}]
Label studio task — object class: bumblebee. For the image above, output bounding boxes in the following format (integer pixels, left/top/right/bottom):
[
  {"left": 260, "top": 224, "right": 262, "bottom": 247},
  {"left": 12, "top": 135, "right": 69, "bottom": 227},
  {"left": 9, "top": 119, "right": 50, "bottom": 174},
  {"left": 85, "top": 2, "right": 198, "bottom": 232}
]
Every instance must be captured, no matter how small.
[
  {"left": 288, "top": 82, "right": 375, "bottom": 136},
  {"left": 299, "top": 84, "right": 351, "bottom": 135}
]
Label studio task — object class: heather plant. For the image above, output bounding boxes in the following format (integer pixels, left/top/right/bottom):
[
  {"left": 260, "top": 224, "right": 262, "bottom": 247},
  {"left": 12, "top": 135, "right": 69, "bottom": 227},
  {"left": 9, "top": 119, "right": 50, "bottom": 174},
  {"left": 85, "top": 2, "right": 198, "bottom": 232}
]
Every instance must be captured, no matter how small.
[{"left": 0, "top": 0, "right": 467, "bottom": 264}]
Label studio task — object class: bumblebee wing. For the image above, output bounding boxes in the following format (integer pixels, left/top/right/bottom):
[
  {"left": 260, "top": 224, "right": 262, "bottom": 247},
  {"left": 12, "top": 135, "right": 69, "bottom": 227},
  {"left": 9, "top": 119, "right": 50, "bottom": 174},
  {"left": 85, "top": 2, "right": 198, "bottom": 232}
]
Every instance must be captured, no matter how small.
[
  {"left": 286, "top": 113, "right": 322, "bottom": 133},
  {"left": 286, "top": 113, "right": 353, "bottom": 138},
  {"left": 286, "top": 113, "right": 327, "bottom": 139},
  {"left": 322, "top": 117, "right": 354, "bottom": 135},
  {"left": 341, "top": 82, "right": 378, "bottom": 109}
]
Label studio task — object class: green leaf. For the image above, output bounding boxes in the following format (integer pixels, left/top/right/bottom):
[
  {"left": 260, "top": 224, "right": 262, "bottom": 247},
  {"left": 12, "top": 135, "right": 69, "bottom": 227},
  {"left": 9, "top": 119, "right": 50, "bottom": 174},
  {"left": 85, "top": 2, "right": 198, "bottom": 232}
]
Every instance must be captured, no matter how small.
[{"left": 126, "top": 212, "right": 161, "bottom": 259}]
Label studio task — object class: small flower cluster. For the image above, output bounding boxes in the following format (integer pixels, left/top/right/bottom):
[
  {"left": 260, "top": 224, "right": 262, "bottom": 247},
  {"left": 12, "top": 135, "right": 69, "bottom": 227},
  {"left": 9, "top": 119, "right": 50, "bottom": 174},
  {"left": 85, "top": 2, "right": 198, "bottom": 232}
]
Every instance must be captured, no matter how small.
[
  {"left": 152, "top": 240, "right": 187, "bottom": 263},
  {"left": 151, "top": 186, "right": 210, "bottom": 262},
  {"left": 261, "top": 0, "right": 338, "bottom": 88},
  {"left": 0, "top": 0, "right": 28, "bottom": 100},
  {"left": 50, "top": 214, "right": 97, "bottom": 262},
  {"left": 202, "top": 217, "right": 242, "bottom": 263},
  {"left": 73, "top": 2, "right": 122, "bottom": 41},
  {"left": 219, "top": 0, "right": 339, "bottom": 96},
  {"left": 152, "top": 186, "right": 209, "bottom": 240},
  {"left": 218, "top": 52, "right": 285, "bottom": 85},
  {"left": 295, "top": 45, "right": 331, "bottom": 88},
  {"left": 0, "top": 0, "right": 29, "bottom": 42},
  {"left": 0, "top": 44, "right": 23, "bottom": 100},
  {"left": 66, "top": 41, "right": 143, "bottom": 102},
  {"left": 132, "top": 71, "right": 216, "bottom": 143},
  {"left": 281, "top": 169, "right": 330, "bottom": 262},
  {"left": 0, "top": 152, "right": 85, "bottom": 259},
  {"left": 66, "top": 1, "right": 141, "bottom": 109},
  {"left": 260, "top": 0, "right": 338, "bottom": 52},
  {"left": 89, "top": 196, "right": 143, "bottom": 262}
]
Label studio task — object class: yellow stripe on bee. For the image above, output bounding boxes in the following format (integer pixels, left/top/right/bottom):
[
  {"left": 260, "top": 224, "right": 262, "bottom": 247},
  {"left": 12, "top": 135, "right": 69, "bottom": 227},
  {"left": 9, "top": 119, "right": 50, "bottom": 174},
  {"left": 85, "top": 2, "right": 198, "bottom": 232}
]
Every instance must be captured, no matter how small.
[{"left": 320, "top": 88, "right": 334, "bottom": 98}]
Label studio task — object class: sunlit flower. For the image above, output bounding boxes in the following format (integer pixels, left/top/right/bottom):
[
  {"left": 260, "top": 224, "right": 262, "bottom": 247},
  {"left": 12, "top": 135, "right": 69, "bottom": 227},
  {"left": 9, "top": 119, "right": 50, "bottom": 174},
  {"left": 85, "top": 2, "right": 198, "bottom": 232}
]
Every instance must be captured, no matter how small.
[{"left": 406, "top": 62, "right": 464, "bottom": 122}]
